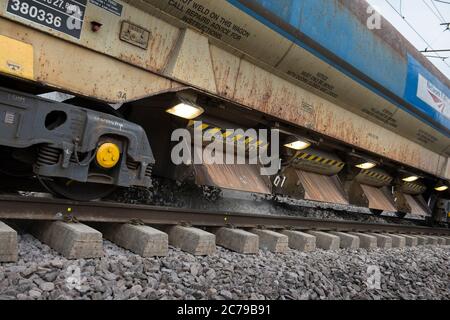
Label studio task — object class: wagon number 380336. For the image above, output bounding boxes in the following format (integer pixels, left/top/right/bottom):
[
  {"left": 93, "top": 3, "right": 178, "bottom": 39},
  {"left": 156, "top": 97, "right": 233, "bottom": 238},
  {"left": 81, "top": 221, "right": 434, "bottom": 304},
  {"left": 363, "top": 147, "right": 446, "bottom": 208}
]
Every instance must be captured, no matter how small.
[{"left": 9, "top": 0, "right": 63, "bottom": 28}]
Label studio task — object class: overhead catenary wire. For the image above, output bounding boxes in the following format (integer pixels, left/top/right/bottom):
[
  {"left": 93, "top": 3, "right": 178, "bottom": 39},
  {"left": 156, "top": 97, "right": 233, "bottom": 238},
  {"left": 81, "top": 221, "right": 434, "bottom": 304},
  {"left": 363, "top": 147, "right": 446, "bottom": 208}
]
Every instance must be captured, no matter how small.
[
  {"left": 431, "top": 0, "right": 447, "bottom": 22},
  {"left": 421, "top": 48, "right": 450, "bottom": 52},
  {"left": 421, "top": 0, "right": 449, "bottom": 49},
  {"left": 384, "top": 0, "right": 450, "bottom": 69},
  {"left": 423, "top": 55, "right": 448, "bottom": 60},
  {"left": 422, "top": 0, "right": 445, "bottom": 23},
  {"left": 433, "top": 0, "right": 450, "bottom": 5},
  {"left": 432, "top": 0, "right": 450, "bottom": 31}
]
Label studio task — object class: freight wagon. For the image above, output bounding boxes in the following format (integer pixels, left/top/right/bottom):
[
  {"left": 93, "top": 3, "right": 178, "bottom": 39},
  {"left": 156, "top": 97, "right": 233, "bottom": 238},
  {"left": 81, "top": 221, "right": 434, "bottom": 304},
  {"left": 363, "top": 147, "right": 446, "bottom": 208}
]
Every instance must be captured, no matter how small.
[{"left": 0, "top": 0, "right": 449, "bottom": 222}]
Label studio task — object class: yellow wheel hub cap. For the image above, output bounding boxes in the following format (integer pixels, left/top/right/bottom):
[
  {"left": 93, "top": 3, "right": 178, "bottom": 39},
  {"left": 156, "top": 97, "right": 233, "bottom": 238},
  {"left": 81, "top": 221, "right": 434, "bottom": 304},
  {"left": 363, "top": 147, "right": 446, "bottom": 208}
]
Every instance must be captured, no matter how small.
[{"left": 96, "top": 143, "right": 120, "bottom": 169}]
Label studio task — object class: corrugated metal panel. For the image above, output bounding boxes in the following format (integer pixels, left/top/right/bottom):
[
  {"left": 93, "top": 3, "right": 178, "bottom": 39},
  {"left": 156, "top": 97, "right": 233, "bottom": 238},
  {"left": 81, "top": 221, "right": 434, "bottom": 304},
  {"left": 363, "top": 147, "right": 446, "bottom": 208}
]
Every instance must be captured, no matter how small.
[
  {"left": 192, "top": 146, "right": 271, "bottom": 194},
  {"left": 360, "top": 184, "right": 396, "bottom": 212},
  {"left": 404, "top": 194, "right": 428, "bottom": 217},
  {"left": 194, "top": 163, "right": 271, "bottom": 194},
  {"left": 297, "top": 170, "right": 348, "bottom": 205}
]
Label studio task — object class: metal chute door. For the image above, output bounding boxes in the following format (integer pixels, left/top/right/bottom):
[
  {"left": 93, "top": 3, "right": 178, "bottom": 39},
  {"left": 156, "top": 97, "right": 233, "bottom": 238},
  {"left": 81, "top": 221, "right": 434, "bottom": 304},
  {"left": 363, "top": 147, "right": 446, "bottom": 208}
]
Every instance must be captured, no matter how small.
[
  {"left": 296, "top": 170, "right": 348, "bottom": 205},
  {"left": 277, "top": 148, "right": 348, "bottom": 204},
  {"left": 360, "top": 184, "right": 396, "bottom": 212},
  {"left": 194, "top": 162, "right": 272, "bottom": 194},
  {"left": 192, "top": 144, "right": 272, "bottom": 194},
  {"left": 403, "top": 194, "right": 429, "bottom": 217},
  {"left": 395, "top": 182, "right": 431, "bottom": 217},
  {"left": 353, "top": 169, "right": 396, "bottom": 212}
]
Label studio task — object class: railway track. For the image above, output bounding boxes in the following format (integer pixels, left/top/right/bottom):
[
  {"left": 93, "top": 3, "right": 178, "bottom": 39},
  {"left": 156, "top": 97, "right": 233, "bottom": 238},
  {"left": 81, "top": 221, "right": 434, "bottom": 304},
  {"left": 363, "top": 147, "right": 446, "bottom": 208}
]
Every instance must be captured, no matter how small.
[
  {"left": 0, "top": 195, "right": 448, "bottom": 236},
  {"left": 1, "top": 193, "right": 449, "bottom": 280}
]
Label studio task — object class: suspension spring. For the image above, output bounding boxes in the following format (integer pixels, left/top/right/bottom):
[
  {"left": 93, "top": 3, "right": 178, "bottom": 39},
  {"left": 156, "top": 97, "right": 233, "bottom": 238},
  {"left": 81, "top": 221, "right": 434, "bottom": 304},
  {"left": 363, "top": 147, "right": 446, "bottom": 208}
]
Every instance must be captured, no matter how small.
[{"left": 36, "top": 145, "right": 60, "bottom": 167}]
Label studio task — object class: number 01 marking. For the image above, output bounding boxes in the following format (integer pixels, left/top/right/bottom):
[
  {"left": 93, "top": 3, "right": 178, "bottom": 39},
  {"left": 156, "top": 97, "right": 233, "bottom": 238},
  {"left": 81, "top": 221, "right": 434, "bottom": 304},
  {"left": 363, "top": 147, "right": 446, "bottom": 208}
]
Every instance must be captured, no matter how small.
[{"left": 273, "top": 175, "right": 286, "bottom": 188}]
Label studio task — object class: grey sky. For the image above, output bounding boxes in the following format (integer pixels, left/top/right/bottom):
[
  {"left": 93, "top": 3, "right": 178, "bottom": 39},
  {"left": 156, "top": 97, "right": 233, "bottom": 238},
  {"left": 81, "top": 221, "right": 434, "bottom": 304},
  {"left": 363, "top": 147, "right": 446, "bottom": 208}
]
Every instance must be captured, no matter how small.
[{"left": 367, "top": 0, "right": 450, "bottom": 79}]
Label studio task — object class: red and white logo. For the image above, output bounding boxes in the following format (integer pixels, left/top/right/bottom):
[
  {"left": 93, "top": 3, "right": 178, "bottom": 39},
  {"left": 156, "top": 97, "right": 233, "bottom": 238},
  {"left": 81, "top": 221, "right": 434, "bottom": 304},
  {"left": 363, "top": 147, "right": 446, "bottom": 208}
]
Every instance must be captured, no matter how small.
[{"left": 417, "top": 74, "right": 449, "bottom": 117}]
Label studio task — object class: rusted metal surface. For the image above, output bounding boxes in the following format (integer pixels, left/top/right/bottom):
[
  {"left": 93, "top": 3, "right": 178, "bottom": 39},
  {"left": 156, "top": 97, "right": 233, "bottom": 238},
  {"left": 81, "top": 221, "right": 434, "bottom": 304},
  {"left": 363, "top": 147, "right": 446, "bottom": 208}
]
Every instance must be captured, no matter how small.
[
  {"left": 194, "top": 162, "right": 271, "bottom": 194},
  {"left": 164, "top": 29, "right": 218, "bottom": 93},
  {"left": 297, "top": 171, "right": 348, "bottom": 205},
  {"left": 0, "top": 195, "right": 448, "bottom": 235},
  {"left": 232, "top": 59, "right": 445, "bottom": 176},
  {"left": 193, "top": 146, "right": 272, "bottom": 195},
  {"left": 209, "top": 45, "right": 242, "bottom": 99},
  {"left": 138, "top": 0, "right": 450, "bottom": 160},
  {"left": 360, "top": 184, "right": 396, "bottom": 212},
  {"left": 135, "top": 0, "right": 294, "bottom": 67},
  {"left": 0, "top": 19, "right": 179, "bottom": 103}
]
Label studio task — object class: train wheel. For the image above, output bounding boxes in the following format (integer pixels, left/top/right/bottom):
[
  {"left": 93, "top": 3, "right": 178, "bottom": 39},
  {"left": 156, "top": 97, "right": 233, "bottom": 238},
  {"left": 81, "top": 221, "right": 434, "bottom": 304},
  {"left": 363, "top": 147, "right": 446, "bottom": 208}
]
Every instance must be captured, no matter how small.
[
  {"left": 36, "top": 98, "right": 123, "bottom": 201},
  {"left": 0, "top": 148, "right": 34, "bottom": 178},
  {"left": 40, "top": 178, "right": 116, "bottom": 201}
]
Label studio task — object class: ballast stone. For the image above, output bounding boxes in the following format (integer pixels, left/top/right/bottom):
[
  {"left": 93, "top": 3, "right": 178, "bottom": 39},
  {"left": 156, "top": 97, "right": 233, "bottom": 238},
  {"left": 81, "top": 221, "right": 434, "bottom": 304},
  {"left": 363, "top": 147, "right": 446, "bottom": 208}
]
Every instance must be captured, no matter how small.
[
  {"left": 307, "top": 231, "right": 340, "bottom": 251},
  {"left": 281, "top": 230, "right": 316, "bottom": 252},
  {"left": 328, "top": 232, "right": 359, "bottom": 249},
  {"left": 164, "top": 226, "right": 215, "bottom": 256},
  {"left": 212, "top": 228, "right": 259, "bottom": 254},
  {"left": 249, "top": 229, "right": 288, "bottom": 253},
  {"left": 31, "top": 221, "right": 103, "bottom": 259},
  {"left": 0, "top": 221, "right": 18, "bottom": 262},
  {"left": 101, "top": 224, "right": 168, "bottom": 257}
]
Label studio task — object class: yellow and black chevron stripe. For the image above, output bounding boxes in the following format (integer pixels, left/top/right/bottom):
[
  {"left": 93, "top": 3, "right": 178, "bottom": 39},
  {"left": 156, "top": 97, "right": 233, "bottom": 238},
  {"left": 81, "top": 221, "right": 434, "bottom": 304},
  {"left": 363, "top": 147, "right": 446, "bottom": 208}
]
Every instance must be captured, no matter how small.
[
  {"left": 296, "top": 152, "right": 345, "bottom": 169},
  {"left": 187, "top": 121, "right": 269, "bottom": 149},
  {"left": 403, "top": 182, "right": 426, "bottom": 192},
  {"left": 362, "top": 170, "right": 392, "bottom": 183}
]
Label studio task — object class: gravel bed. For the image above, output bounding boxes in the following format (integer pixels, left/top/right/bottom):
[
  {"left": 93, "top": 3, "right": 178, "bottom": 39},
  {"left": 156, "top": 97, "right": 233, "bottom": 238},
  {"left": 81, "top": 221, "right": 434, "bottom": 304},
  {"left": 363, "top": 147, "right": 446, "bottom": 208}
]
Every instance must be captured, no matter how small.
[{"left": 0, "top": 234, "right": 449, "bottom": 300}]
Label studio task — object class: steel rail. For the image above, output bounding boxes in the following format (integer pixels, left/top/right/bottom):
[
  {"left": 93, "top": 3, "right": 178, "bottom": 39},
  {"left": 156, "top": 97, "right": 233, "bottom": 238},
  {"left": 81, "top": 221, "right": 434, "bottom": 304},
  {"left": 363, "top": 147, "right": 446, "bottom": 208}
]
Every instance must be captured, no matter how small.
[{"left": 0, "top": 195, "right": 449, "bottom": 235}]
